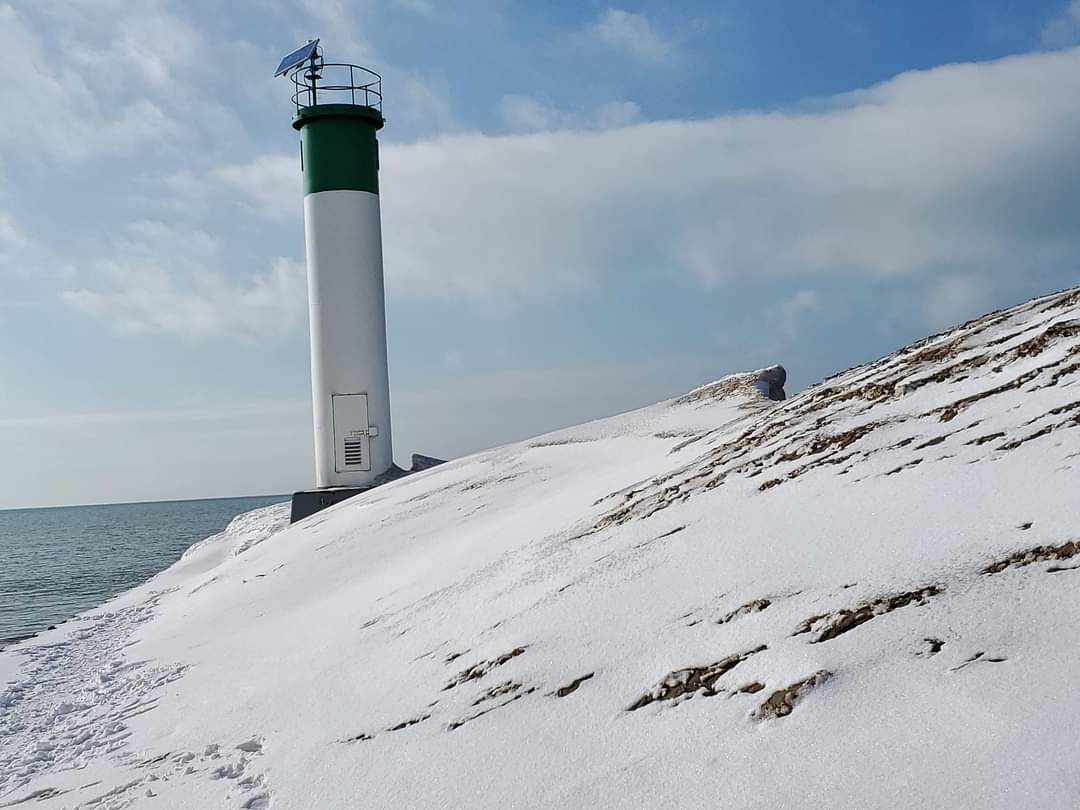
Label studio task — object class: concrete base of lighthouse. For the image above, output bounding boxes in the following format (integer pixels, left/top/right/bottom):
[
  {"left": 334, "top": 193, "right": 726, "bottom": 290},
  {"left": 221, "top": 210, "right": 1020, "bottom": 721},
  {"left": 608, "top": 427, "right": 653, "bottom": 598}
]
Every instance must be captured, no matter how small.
[
  {"left": 289, "top": 454, "right": 447, "bottom": 523},
  {"left": 290, "top": 485, "right": 375, "bottom": 524}
]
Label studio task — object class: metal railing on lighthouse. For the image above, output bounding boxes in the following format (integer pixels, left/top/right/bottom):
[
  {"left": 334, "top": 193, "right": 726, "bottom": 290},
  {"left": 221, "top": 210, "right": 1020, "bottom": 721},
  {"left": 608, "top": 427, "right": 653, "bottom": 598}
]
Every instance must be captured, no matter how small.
[
  {"left": 274, "top": 39, "right": 383, "bottom": 114},
  {"left": 291, "top": 62, "right": 382, "bottom": 113}
]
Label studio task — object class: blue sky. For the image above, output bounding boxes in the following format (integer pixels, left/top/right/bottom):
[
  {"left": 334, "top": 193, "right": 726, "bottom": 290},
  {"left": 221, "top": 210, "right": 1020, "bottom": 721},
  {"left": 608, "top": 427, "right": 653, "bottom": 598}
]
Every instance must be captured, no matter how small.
[{"left": 1, "top": 0, "right": 1079, "bottom": 508}]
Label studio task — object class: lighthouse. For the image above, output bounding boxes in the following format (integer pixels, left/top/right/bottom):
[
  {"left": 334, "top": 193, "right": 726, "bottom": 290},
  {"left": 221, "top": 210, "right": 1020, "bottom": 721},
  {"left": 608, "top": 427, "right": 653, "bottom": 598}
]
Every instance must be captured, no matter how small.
[{"left": 277, "top": 40, "right": 396, "bottom": 522}]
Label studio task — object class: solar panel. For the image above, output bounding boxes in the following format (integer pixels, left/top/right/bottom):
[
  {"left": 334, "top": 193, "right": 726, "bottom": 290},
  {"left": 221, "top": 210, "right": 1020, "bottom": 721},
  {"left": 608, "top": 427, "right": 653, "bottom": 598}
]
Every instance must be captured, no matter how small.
[{"left": 274, "top": 39, "right": 319, "bottom": 77}]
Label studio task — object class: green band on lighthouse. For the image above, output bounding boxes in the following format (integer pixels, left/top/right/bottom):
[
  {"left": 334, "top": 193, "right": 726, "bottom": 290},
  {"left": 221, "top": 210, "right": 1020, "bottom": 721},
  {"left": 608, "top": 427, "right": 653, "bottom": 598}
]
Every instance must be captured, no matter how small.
[{"left": 293, "top": 104, "right": 383, "bottom": 195}]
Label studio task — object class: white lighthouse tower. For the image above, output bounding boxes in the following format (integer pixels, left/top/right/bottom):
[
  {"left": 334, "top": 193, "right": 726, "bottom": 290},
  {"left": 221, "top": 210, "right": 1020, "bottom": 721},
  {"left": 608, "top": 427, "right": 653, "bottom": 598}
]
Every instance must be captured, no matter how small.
[{"left": 277, "top": 41, "right": 396, "bottom": 522}]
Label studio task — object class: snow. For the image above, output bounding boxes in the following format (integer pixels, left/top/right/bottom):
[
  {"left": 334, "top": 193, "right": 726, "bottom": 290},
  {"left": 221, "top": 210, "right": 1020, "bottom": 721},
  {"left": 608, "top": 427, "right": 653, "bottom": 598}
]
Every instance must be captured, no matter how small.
[{"left": 1, "top": 288, "right": 1079, "bottom": 809}]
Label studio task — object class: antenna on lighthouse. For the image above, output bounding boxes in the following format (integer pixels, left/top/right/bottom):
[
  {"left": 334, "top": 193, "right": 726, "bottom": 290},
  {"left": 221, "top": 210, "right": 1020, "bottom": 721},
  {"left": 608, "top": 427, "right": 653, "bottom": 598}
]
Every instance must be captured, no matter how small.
[
  {"left": 275, "top": 39, "right": 322, "bottom": 105},
  {"left": 277, "top": 40, "right": 397, "bottom": 523}
]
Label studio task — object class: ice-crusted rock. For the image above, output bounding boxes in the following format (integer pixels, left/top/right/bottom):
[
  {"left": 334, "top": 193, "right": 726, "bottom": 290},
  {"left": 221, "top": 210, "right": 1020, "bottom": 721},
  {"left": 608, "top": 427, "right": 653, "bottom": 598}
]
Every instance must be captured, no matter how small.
[
  {"left": 676, "top": 364, "right": 786, "bottom": 405},
  {"left": 755, "top": 364, "right": 787, "bottom": 401}
]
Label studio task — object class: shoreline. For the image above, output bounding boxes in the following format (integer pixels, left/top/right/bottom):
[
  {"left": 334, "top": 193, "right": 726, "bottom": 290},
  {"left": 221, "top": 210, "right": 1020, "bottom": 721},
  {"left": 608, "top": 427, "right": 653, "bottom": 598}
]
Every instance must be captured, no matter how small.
[
  {"left": 0, "top": 492, "right": 290, "bottom": 514},
  {"left": 0, "top": 496, "right": 288, "bottom": 650}
]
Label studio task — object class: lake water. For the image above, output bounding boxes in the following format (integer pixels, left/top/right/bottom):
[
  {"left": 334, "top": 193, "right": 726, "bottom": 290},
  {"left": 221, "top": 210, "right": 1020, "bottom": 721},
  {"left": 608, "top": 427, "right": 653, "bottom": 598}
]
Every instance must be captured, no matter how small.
[{"left": 0, "top": 495, "right": 286, "bottom": 645}]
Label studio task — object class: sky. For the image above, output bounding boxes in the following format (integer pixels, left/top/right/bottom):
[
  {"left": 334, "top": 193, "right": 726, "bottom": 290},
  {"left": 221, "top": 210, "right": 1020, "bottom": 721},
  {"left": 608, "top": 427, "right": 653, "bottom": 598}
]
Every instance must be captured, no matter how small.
[{"left": 1, "top": 0, "right": 1079, "bottom": 509}]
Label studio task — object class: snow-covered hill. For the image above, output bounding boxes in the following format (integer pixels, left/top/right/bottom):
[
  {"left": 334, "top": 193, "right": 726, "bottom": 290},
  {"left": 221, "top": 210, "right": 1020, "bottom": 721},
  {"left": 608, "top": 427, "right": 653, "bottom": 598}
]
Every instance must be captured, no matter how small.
[{"left": 2, "top": 288, "right": 1078, "bottom": 809}]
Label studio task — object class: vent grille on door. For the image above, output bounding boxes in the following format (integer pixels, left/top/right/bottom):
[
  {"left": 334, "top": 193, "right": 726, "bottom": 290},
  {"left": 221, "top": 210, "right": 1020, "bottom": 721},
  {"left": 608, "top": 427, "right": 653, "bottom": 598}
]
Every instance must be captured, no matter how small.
[{"left": 343, "top": 436, "right": 364, "bottom": 466}]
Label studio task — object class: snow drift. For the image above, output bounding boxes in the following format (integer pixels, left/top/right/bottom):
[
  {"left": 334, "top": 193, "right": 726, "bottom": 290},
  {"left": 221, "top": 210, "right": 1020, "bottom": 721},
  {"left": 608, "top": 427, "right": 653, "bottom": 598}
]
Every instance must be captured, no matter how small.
[{"left": 2, "top": 287, "right": 1079, "bottom": 809}]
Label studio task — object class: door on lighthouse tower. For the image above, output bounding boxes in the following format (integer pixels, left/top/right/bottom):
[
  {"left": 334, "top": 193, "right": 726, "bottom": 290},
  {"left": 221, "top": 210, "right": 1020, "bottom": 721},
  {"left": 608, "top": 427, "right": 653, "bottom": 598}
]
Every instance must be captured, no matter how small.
[{"left": 332, "top": 393, "right": 374, "bottom": 472}]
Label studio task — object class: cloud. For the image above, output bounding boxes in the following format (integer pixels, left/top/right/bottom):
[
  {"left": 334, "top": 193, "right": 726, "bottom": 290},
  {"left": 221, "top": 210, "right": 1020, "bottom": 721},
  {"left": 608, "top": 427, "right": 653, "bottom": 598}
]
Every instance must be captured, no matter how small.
[
  {"left": 776, "top": 290, "right": 820, "bottom": 339},
  {"left": 205, "top": 46, "right": 1080, "bottom": 309},
  {"left": 0, "top": 215, "right": 30, "bottom": 264},
  {"left": 51, "top": 0, "right": 205, "bottom": 88},
  {"left": 0, "top": 215, "right": 27, "bottom": 247},
  {"left": 499, "top": 96, "right": 642, "bottom": 133},
  {"left": 210, "top": 156, "right": 302, "bottom": 222},
  {"left": 61, "top": 221, "right": 307, "bottom": 340},
  {"left": 0, "top": 3, "right": 187, "bottom": 163},
  {"left": 300, "top": 0, "right": 379, "bottom": 65},
  {"left": 921, "top": 274, "right": 993, "bottom": 330},
  {"left": 0, "top": 214, "right": 40, "bottom": 282},
  {"left": 383, "top": 47, "right": 1080, "bottom": 300},
  {"left": 394, "top": 71, "right": 461, "bottom": 133},
  {"left": 1042, "top": 0, "right": 1080, "bottom": 48},
  {"left": 394, "top": 0, "right": 439, "bottom": 20},
  {"left": 592, "top": 8, "right": 673, "bottom": 61}
]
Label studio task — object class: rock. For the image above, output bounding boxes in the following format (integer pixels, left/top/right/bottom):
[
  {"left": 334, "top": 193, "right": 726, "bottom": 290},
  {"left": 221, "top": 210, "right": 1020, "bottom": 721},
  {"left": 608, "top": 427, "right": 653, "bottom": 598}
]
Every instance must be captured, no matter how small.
[{"left": 753, "top": 365, "right": 787, "bottom": 401}]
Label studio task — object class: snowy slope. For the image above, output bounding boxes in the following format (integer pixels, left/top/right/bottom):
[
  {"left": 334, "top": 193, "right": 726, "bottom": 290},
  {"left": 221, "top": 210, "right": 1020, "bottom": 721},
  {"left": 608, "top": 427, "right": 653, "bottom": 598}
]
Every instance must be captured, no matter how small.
[{"left": 2, "top": 288, "right": 1079, "bottom": 809}]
